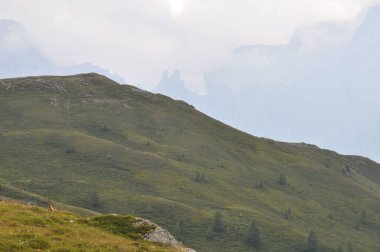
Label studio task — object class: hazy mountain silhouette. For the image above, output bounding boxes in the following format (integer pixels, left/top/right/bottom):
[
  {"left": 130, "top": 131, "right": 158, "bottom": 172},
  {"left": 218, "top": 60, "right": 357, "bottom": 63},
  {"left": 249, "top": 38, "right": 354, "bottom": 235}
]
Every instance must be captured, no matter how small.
[
  {"left": 0, "top": 19, "right": 124, "bottom": 83},
  {"left": 154, "top": 5, "right": 380, "bottom": 162}
]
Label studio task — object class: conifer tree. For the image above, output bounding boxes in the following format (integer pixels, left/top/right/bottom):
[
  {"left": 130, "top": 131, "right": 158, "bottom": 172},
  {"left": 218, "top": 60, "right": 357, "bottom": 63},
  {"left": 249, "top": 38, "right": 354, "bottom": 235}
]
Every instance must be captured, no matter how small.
[
  {"left": 245, "top": 219, "right": 262, "bottom": 249},
  {"left": 278, "top": 174, "right": 287, "bottom": 185},
  {"left": 307, "top": 231, "right": 319, "bottom": 252},
  {"left": 212, "top": 211, "right": 225, "bottom": 233},
  {"left": 347, "top": 242, "right": 354, "bottom": 252},
  {"left": 360, "top": 209, "right": 369, "bottom": 225},
  {"left": 89, "top": 192, "right": 103, "bottom": 210},
  {"left": 178, "top": 220, "right": 185, "bottom": 234},
  {"left": 255, "top": 180, "right": 264, "bottom": 189},
  {"left": 284, "top": 207, "right": 292, "bottom": 220}
]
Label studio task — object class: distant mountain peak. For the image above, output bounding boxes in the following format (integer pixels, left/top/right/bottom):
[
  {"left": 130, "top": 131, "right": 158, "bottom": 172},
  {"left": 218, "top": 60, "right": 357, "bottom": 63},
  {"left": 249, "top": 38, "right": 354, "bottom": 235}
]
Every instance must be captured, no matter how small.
[
  {"left": 354, "top": 4, "right": 380, "bottom": 40},
  {"left": 0, "top": 19, "right": 125, "bottom": 83},
  {"left": 160, "top": 70, "right": 183, "bottom": 85},
  {"left": 154, "top": 70, "right": 200, "bottom": 103},
  {"left": 0, "top": 19, "right": 25, "bottom": 32}
]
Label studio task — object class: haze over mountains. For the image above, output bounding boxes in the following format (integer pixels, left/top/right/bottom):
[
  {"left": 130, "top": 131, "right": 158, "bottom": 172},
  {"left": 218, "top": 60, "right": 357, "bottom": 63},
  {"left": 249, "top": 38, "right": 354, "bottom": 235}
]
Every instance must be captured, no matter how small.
[
  {"left": 0, "top": 19, "right": 124, "bottom": 83},
  {"left": 1, "top": 4, "right": 380, "bottom": 163},
  {"left": 155, "top": 5, "right": 380, "bottom": 162}
]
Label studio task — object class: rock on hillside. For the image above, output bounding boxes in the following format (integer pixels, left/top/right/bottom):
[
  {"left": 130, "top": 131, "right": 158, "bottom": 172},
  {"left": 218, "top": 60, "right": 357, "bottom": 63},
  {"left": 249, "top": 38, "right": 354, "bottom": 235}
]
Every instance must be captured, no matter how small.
[{"left": 137, "top": 218, "right": 196, "bottom": 252}]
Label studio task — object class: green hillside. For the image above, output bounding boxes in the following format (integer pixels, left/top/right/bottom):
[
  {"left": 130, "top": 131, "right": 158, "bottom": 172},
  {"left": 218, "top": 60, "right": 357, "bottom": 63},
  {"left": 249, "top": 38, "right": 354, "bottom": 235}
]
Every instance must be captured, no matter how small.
[
  {"left": 0, "top": 74, "right": 379, "bottom": 251},
  {"left": 0, "top": 200, "right": 178, "bottom": 251},
  {"left": 0, "top": 184, "right": 98, "bottom": 216}
]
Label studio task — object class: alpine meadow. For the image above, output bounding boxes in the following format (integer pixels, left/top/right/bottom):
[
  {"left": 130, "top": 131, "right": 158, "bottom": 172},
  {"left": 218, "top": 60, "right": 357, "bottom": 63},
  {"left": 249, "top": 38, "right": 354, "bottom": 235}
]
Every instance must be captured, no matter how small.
[{"left": 0, "top": 74, "right": 379, "bottom": 251}]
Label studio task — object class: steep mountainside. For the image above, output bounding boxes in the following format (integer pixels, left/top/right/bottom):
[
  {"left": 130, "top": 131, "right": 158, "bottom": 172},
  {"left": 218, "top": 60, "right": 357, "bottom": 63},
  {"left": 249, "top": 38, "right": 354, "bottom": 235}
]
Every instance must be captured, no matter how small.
[{"left": 0, "top": 74, "right": 379, "bottom": 251}]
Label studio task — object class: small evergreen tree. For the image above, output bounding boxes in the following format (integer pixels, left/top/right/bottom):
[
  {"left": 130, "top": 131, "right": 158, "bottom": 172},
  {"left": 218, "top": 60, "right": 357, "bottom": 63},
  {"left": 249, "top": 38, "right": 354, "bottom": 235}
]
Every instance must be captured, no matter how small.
[
  {"left": 336, "top": 245, "right": 344, "bottom": 252},
  {"left": 347, "top": 242, "right": 353, "bottom": 252},
  {"left": 307, "top": 231, "right": 319, "bottom": 252},
  {"left": 345, "top": 165, "right": 351, "bottom": 172},
  {"left": 278, "top": 174, "right": 288, "bottom": 185},
  {"left": 177, "top": 154, "right": 184, "bottom": 161},
  {"left": 245, "top": 219, "right": 262, "bottom": 249},
  {"left": 101, "top": 124, "right": 109, "bottom": 132},
  {"left": 360, "top": 209, "right": 369, "bottom": 225},
  {"left": 200, "top": 174, "right": 206, "bottom": 182},
  {"left": 178, "top": 220, "right": 185, "bottom": 234},
  {"left": 342, "top": 165, "right": 352, "bottom": 176},
  {"left": 65, "top": 147, "right": 75, "bottom": 154},
  {"left": 89, "top": 192, "right": 103, "bottom": 210},
  {"left": 212, "top": 211, "right": 225, "bottom": 233},
  {"left": 284, "top": 207, "right": 292, "bottom": 220},
  {"left": 194, "top": 171, "right": 206, "bottom": 183},
  {"left": 341, "top": 168, "right": 347, "bottom": 176},
  {"left": 195, "top": 171, "right": 201, "bottom": 181},
  {"left": 255, "top": 180, "right": 264, "bottom": 189}
]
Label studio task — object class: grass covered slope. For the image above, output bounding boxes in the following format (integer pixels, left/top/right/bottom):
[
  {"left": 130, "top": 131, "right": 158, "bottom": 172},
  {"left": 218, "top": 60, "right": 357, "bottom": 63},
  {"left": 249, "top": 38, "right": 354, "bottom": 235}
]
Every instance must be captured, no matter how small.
[
  {"left": 0, "top": 200, "right": 177, "bottom": 251},
  {"left": 0, "top": 184, "right": 98, "bottom": 216},
  {"left": 0, "top": 74, "right": 379, "bottom": 251}
]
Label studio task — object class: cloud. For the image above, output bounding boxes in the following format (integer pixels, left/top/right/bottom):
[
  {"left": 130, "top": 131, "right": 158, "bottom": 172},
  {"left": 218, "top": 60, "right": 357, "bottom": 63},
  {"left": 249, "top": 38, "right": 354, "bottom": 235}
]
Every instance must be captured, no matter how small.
[
  {"left": 156, "top": 4, "right": 380, "bottom": 161},
  {"left": 0, "top": 19, "right": 124, "bottom": 82},
  {"left": 0, "top": 0, "right": 379, "bottom": 91}
]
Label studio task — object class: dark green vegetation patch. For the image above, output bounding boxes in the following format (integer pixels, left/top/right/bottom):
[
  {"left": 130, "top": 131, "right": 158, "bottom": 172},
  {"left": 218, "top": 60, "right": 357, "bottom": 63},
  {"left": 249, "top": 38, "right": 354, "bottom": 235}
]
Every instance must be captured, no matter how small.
[{"left": 85, "top": 215, "right": 155, "bottom": 239}]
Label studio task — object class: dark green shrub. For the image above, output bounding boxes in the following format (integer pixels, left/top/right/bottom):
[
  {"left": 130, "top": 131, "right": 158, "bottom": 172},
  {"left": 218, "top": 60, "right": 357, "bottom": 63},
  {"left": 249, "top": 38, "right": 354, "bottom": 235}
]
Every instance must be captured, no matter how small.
[
  {"left": 307, "top": 231, "right": 319, "bottom": 252},
  {"left": 86, "top": 215, "right": 155, "bottom": 240},
  {"left": 245, "top": 219, "right": 261, "bottom": 249},
  {"left": 29, "top": 237, "right": 50, "bottom": 250},
  {"left": 212, "top": 211, "right": 225, "bottom": 233},
  {"left": 278, "top": 174, "right": 288, "bottom": 186}
]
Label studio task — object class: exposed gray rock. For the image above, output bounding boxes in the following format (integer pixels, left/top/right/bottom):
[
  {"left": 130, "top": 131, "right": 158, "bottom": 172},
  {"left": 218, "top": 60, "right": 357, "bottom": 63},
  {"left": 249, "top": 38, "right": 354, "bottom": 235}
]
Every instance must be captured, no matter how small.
[
  {"left": 135, "top": 218, "right": 196, "bottom": 252},
  {"left": 184, "top": 249, "right": 196, "bottom": 252}
]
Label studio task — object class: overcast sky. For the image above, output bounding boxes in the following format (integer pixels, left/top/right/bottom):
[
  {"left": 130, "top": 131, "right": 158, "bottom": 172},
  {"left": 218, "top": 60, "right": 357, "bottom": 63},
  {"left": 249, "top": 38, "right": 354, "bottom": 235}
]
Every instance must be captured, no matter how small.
[{"left": 1, "top": 0, "right": 380, "bottom": 92}]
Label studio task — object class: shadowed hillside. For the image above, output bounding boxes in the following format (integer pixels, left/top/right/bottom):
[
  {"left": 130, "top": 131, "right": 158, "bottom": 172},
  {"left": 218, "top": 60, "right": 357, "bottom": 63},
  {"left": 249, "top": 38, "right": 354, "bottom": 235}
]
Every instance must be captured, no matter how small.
[{"left": 0, "top": 73, "right": 379, "bottom": 251}]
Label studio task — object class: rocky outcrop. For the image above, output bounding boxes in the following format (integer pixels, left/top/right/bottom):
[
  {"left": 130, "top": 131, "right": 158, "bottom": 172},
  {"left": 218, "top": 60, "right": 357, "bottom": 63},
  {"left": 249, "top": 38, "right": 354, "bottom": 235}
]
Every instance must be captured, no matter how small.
[{"left": 135, "top": 218, "right": 196, "bottom": 252}]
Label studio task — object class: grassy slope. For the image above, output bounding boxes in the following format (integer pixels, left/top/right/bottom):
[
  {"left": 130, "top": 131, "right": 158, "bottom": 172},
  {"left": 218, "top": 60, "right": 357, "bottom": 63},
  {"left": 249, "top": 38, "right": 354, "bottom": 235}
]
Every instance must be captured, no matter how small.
[
  {"left": 0, "top": 200, "right": 177, "bottom": 252},
  {"left": 0, "top": 184, "right": 98, "bottom": 216},
  {"left": 0, "top": 74, "right": 379, "bottom": 251}
]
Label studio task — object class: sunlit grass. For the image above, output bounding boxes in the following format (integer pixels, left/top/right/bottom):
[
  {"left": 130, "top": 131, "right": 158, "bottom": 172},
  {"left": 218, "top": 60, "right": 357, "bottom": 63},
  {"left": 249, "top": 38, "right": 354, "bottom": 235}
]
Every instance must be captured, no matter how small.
[{"left": 0, "top": 200, "right": 176, "bottom": 251}]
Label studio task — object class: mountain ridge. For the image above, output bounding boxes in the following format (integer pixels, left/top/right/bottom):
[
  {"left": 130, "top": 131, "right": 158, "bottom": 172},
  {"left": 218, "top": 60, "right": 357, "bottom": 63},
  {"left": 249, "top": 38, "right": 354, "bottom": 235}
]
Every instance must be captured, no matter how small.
[{"left": 0, "top": 74, "right": 379, "bottom": 251}]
